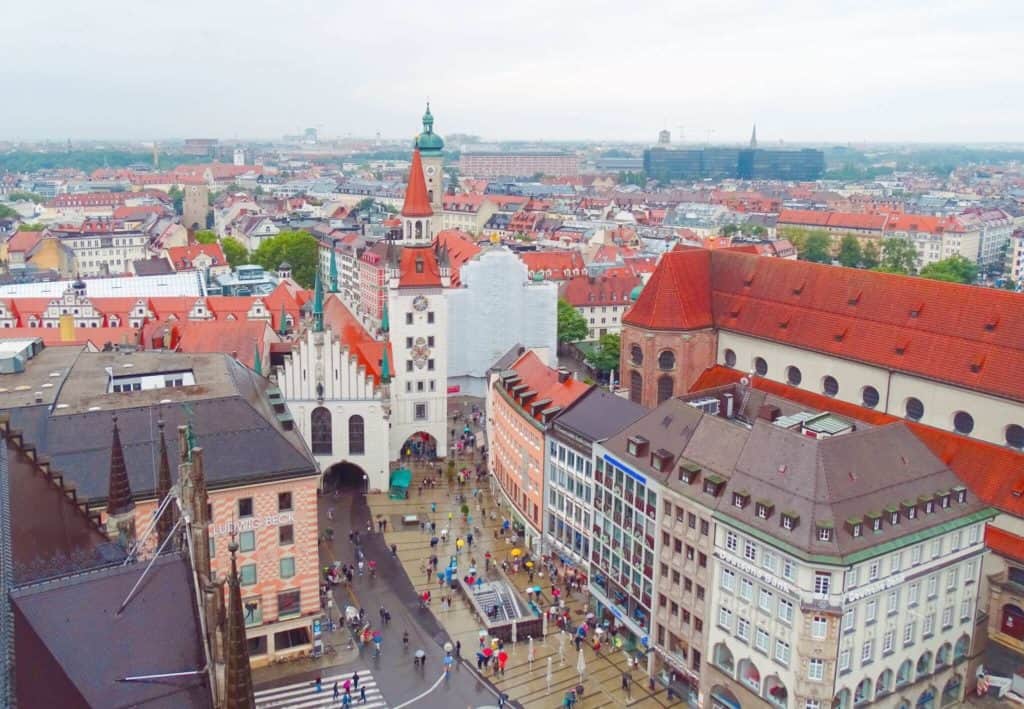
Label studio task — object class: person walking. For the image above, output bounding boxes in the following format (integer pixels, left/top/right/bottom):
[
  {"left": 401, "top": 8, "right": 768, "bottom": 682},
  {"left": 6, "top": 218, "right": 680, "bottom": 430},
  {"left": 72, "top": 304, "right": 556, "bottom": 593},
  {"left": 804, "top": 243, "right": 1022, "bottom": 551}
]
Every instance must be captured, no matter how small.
[
  {"left": 622, "top": 671, "right": 632, "bottom": 697},
  {"left": 341, "top": 690, "right": 351, "bottom": 708},
  {"left": 333, "top": 682, "right": 340, "bottom": 700},
  {"left": 314, "top": 676, "right": 322, "bottom": 693},
  {"left": 455, "top": 640, "right": 461, "bottom": 657},
  {"left": 359, "top": 685, "right": 367, "bottom": 704}
]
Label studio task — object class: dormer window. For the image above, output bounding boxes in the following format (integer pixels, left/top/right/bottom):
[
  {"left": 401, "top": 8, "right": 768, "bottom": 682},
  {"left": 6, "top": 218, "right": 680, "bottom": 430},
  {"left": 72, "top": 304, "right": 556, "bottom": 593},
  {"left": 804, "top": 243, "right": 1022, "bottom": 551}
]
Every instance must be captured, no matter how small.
[
  {"left": 889, "top": 507, "right": 901, "bottom": 525},
  {"left": 869, "top": 513, "right": 883, "bottom": 532},
  {"left": 954, "top": 486, "right": 968, "bottom": 504},
  {"left": 817, "top": 523, "right": 834, "bottom": 542},
  {"left": 626, "top": 435, "right": 649, "bottom": 458},
  {"left": 651, "top": 448, "right": 673, "bottom": 472},
  {"left": 755, "top": 501, "right": 774, "bottom": 520},
  {"left": 903, "top": 500, "right": 918, "bottom": 520},
  {"left": 703, "top": 474, "right": 725, "bottom": 497},
  {"left": 780, "top": 512, "right": 799, "bottom": 531},
  {"left": 921, "top": 495, "right": 935, "bottom": 515},
  {"left": 847, "top": 517, "right": 863, "bottom": 537},
  {"left": 678, "top": 462, "right": 700, "bottom": 484},
  {"left": 939, "top": 492, "right": 951, "bottom": 509},
  {"left": 732, "top": 491, "right": 750, "bottom": 509}
]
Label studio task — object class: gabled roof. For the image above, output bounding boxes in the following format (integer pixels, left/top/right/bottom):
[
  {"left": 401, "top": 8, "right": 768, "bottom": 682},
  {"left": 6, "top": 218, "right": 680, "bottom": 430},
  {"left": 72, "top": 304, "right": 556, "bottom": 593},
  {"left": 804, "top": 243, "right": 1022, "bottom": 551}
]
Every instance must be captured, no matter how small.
[
  {"left": 401, "top": 149, "right": 433, "bottom": 218},
  {"left": 167, "top": 243, "right": 227, "bottom": 271},
  {"left": 434, "top": 230, "right": 481, "bottom": 287},
  {"left": 397, "top": 247, "right": 443, "bottom": 288},
  {"left": 622, "top": 247, "right": 713, "bottom": 330},
  {"left": 7, "top": 230, "right": 43, "bottom": 253},
  {"left": 519, "top": 250, "right": 585, "bottom": 280},
  {"left": 559, "top": 271, "right": 641, "bottom": 308},
  {"left": 505, "top": 351, "right": 590, "bottom": 423}
]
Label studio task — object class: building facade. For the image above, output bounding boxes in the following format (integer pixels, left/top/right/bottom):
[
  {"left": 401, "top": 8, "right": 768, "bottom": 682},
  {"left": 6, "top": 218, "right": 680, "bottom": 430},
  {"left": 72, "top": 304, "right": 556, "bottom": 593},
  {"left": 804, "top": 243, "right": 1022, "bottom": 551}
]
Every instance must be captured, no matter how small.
[{"left": 459, "top": 152, "right": 580, "bottom": 178}]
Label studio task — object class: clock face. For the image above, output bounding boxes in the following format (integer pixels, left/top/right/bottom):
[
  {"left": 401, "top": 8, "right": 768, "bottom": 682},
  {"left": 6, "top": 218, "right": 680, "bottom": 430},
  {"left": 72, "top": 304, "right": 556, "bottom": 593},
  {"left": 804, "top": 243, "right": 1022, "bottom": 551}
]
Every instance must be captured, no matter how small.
[
  {"left": 425, "top": 165, "right": 436, "bottom": 177},
  {"left": 412, "top": 295, "right": 429, "bottom": 312}
]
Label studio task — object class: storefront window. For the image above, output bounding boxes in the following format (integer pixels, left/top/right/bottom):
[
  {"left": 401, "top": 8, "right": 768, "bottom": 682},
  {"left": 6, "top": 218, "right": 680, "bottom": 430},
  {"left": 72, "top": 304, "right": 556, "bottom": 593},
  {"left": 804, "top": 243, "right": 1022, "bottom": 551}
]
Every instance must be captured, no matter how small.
[{"left": 278, "top": 589, "right": 301, "bottom": 619}]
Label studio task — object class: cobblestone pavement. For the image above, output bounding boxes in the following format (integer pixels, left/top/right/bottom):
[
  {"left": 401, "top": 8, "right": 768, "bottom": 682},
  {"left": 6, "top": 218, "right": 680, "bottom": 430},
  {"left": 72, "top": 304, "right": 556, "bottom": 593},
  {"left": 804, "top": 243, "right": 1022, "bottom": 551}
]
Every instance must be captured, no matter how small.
[{"left": 368, "top": 448, "right": 678, "bottom": 708}]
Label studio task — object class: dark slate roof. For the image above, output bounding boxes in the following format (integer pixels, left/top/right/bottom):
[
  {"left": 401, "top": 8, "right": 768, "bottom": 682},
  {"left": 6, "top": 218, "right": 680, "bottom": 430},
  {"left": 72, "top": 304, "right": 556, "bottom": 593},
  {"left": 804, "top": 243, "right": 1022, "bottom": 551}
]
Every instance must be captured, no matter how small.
[
  {"left": 132, "top": 257, "right": 175, "bottom": 276},
  {"left": 11, "top": 553, "right": 211, "bottom": 708},
  {"left": 553, "top": 387, "right": 648, "bottom": 443},
  {"left": 8, "top": 358, "right": 315, "bottom": 505}
]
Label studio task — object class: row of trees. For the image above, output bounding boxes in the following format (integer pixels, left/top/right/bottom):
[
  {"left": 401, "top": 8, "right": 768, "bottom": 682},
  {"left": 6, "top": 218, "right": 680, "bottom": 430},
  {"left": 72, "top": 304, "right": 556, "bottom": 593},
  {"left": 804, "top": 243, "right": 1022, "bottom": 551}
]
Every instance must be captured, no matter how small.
[
  {"left": 194, "top": 229, "right": 319, "bottom": 288},
  {"left": 780, "top": 227, "right": 980, "bottom": 284},
  {"left": 556, "top": 298, "right": 621, "bottom": 373}
]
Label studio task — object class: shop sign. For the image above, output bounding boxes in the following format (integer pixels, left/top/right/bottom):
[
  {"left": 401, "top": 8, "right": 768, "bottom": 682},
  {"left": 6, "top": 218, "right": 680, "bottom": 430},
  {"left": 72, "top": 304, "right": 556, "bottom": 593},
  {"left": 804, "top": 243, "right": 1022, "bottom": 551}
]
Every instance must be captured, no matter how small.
[
  {"left": 714, "top": 550, "right": 795, "bottom": 596},
  {"left": 213, "top": 511, "right": 295, "bottom": 538}
]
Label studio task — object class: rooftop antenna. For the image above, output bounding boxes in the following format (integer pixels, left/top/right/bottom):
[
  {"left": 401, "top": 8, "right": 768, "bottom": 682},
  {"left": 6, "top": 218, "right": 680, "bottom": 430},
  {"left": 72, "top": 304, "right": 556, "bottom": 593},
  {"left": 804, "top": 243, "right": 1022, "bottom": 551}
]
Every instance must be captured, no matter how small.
[{"left": 737, "top": 371, "right": 755, "bottom": 419}]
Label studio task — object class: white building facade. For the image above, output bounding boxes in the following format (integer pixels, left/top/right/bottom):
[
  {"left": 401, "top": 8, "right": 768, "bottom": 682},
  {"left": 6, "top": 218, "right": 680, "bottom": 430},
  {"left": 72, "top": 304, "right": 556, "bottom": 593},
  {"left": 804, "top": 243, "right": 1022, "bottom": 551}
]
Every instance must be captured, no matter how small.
[{"left": 446, "top": 247, "right": 558, "bottom": 397}]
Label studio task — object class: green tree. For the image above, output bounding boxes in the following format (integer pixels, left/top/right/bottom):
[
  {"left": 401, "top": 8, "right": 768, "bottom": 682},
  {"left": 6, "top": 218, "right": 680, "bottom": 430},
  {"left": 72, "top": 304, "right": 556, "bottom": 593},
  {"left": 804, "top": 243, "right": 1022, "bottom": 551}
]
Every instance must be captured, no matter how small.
[
  {"left": 919, "top": 255, "right": 978, "bottom": 284},
  {"left": 720, "top": 223, "right": 740, "bottom": 237},
  {"left": 557, "top": 299, "right": 589, "bottom": 343},
  {"left": 861, "top": 240, "right": 881, "bottom": 269},
  {"left": 749, "top": 225, "right": 767, "bottom": 237},
  {"left": 588, "top": 333, "right": 621, "bottom": 373},
  {"left": 16, "top": 223, "right": 45, "bottom": 232},
  {"left": 251, "top": 230, "right": 319, "bottom": 288},
  {"left": 0, "top": 205, "right": 19, "bottom": 220},
  {"left": 802, "top": 230, "right": 833, "bottom": 264},
  {"left": 878, "top": 238, "right": 919, "bottom": 274},
  {"left": 6, "top": 191, "right": 45, "bottom": 204},
  {"left": 168, "top": 185, "right": 184, "bottom": 216},
  {"left": 779, "top": 226, "right": 808, "bottom": 254},
  {"left": 221, "top": 238, "right": 249, "bottom": 269},
  {"left": 836, "top": 235, "right": 863, "bottom": 268},
  {"left": 193, "top": 230, "right": 218, "bottom": 244}
]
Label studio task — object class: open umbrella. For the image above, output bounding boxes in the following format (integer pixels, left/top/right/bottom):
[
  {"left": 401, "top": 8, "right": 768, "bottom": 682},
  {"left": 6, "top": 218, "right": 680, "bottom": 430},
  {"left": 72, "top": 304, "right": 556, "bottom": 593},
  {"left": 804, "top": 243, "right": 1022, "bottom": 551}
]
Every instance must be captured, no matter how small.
[
  {"left": 576, "top": 647, "right": 586, "bottom": 682},
  {"left": 482, "top": 647, "right": 494, "bottom": 657},
  {"left": 511, "top": 548, "right": 522, "bottom": 557},
  {"left": 415, "top": 649, "right": 426, "bottom": 659},
  {"left": 444, "top": 642, "right": 453, "bottom": 653}
]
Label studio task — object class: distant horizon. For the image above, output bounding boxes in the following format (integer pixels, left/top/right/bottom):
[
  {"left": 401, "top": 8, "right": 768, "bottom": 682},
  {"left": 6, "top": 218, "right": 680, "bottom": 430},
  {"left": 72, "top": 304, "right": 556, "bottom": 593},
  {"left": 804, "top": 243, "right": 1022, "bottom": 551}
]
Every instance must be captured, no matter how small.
[{"left": 3, "top": 1, "right": 1021, "bottom": 144}]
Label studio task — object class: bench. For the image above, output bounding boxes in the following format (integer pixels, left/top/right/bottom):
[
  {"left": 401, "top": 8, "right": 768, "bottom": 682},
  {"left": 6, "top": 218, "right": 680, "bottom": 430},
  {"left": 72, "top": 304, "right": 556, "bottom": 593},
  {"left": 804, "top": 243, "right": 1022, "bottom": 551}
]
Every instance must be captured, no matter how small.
[{"left": 402, "top": 514, "right": 419, "bottom": 525}]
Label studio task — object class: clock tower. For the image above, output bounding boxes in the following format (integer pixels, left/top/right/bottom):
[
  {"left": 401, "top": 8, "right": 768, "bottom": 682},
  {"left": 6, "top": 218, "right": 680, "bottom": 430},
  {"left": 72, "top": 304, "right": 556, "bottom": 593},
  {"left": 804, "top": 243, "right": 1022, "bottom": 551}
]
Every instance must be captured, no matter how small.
[{"left": 416, "top": 103, "right": 445, "bottom": 215}]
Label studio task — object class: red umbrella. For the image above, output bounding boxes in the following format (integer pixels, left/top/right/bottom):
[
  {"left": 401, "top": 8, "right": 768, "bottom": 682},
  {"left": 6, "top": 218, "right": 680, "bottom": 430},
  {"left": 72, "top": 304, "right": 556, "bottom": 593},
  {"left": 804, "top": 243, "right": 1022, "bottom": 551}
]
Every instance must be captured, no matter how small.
[
  {"left": 498, "top": 651, "right": 509, "bottom": 666},
  {"left": 483, "top": 647, "right": 494, "bottom": 657}
]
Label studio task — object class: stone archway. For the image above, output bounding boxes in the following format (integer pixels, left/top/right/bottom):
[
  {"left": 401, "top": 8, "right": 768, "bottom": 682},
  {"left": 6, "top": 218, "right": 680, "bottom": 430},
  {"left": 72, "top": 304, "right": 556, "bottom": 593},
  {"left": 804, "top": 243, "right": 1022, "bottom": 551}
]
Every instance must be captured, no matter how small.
[
  {"left": 400, "top": 431, "right": 438, "bottom": 462},
  {"left": 322, "top": 461, "right": 369, "bottom": 493}
]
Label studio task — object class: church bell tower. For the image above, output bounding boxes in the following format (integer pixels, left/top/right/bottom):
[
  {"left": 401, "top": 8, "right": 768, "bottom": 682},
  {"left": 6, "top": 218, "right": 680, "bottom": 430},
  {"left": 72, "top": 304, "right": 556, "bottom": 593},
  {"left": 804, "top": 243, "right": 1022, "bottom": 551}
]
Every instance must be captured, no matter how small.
[{"left": 415, "top": 103, "right": 445, "bottom": 215}]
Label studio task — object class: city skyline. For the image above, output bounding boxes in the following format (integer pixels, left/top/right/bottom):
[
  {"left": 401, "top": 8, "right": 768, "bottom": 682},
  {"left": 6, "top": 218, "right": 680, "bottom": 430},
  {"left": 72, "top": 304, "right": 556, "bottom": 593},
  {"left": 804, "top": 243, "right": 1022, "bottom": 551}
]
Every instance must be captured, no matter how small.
[{"left": 3, "top": 0, "right": 1021, "bottom": 143}]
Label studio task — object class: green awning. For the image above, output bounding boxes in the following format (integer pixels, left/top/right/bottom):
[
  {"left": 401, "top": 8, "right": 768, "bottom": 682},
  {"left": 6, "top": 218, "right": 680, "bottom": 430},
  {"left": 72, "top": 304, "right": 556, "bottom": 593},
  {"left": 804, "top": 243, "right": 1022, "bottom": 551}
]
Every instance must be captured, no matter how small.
[{"left": 389, "top": 467, "right": 412, "bottom": 490}]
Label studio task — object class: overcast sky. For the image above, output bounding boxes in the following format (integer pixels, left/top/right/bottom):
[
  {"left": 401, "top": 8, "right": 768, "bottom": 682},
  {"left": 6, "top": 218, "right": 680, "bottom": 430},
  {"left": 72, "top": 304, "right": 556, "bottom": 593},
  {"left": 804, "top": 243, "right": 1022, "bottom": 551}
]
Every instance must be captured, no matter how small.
[{"left": 3, "top": 0, "right": 1020, "bottom": 144}]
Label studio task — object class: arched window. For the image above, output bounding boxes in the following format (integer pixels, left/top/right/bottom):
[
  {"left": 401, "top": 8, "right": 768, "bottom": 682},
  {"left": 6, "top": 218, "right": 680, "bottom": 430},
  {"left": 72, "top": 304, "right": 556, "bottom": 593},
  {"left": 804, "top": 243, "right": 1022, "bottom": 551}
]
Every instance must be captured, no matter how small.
[
  {"left": 753, "top": 357, "right": 768, "bottom": 376},
  {"left": 823, "top": 375, "right": 839, "bottom": 397},
  {"left": 738, "top": 658, "right": 761, "bottom": 693},
  {"left": 348, "top": 415, "right": 365, "bottom": 455},
  {"left": 916, "top": 651, "right": 933, "bottom": 679},
  {"left": 658, "top": 350, "right": 675, "bottom": 370},
  {"left": 935, "top": 643, "right": 952, "bottom": 668},
  {"left": 724, "top": 349, "right": 737, "bottom": 367},
  {"left": 311, "top": 407, "right": 332, "bottom": 455},
  {"left": 953, "top": 634, "right": 969, "bottom": 661},
  {"left": 905, "top": 397, "right": 925, "bottom": 421},
  {"left": 629, "top": 371, "right": 643, "bottom": 404},
  {"left": 855, "top": 677, "right": 873, "bottom": 705},
  {"left": 657, "top": 375, "right": 674, "bottom": 404},
  {"left": 1007, "top": 424, "right": 1024, "bottom": 450},
  {"left": 415, "top": 221, "right": 423, "bottom": 239},
  {"left": 953, "top": 411, "right": 974, "bottom": 435},
  {"left": 786, "top": 366, "right": 802, "bottom": 386},
  {"left": 942, "top": 676, "right": 962, "bottom": 706},
  {"left": 876, "top": 669, "right": 894, "bottom": 697},
  {"left": 896, "top": 660, "right": 913, "bottom": 686},
  {"left": 916, "top": 686, "right": 936, "bottom": 709},
  {"left": 1001, "top": 603, "right": 1024, "bottom": 639},
  {"left": 862, "top": 386, "right": 880, "bottom": 409},
  {"left": 630, "top": 344, "right": 643, "bottom": 366},
  {"left": 713, "top": 643, "right": 734, "bottom": 674},
  {"left": 833, "top": 689, "right": 851, "bottom": 709}
]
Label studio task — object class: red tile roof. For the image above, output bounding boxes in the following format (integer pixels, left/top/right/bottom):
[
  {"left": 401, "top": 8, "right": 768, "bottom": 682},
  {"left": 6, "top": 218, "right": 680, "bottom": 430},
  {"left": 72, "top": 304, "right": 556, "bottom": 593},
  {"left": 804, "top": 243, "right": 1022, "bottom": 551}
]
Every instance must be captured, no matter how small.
[
  {"left": 778, "top": 210, "right": 889, "bottom": 231},
  {"left": 886, "top": 213, "right": 964, "bottom": 234},
  {"left": 622, "top": 247, "right": 713, "bottom": 330},
  {"left": 147, "top": 319, "right": 272, "bottom": 369},
  {"left": 435, "top": 230, "right": 481, "bottom": 287},
  {"left": 519, "top": 251, "right": 585, "bottom": 280},
  {"left": 397, "top": 247, "right": 443, "bottom": 288},
  {"left": 689, "top": 365, "right": 1024, "bottom": 516},
  {"left": 6, "top": 230, "right": 43, "bottom": 253},
  {"left": 508, "top": 351, "right": 590, "bottom": 422},
  {"left": 112, "top": 205, "right": 167, "bottom": 220},
  {"left": 985, "top": 525, "right": 1024, "bottom": 564},
  {"left": 627, "top": 249, "right": 1024, "bottom": 403},
  {"left": 559, "top": 272, "right": 642, "bottom": 308},
  {"left": 401, "top": 150, "right": 433, "bottom": 218},
  {"left": 166, "top": 243, "right": 227, "bottom": 271},
  {"left": 322, "top": 296, "right": 391, "bottom": 385}
]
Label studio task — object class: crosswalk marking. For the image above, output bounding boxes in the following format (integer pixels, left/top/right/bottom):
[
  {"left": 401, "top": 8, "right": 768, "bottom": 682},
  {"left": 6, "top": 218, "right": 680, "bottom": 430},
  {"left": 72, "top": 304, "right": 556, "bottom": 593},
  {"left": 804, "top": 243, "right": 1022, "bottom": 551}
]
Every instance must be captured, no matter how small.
[{"left": 255, "top": 670, "right": 387, "bottom": 708}]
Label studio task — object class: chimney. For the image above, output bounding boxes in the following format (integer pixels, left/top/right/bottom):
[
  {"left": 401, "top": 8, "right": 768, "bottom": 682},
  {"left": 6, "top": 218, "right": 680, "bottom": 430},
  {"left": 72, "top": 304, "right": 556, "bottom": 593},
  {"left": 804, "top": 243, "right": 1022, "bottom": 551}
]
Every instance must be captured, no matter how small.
[
  {"left": 723, "top": 393, "right": 735, "bottom": 419},
  {"left": 758, "top": 404, "right": 781, "bottom": 422},
  {"left": 557, "top": 368, "right": 571, "bottom": 384}
]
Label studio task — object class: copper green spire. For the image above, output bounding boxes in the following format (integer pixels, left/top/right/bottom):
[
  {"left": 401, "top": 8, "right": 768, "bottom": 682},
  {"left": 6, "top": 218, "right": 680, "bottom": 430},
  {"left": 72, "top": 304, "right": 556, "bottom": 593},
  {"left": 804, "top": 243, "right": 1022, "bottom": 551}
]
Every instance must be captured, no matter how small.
[
  {"left": 381, "top": 302, "right": 389, "bottom": 334},
  {"left": 252, "top": 344, "right": 262, "bottom": 377},
  {"left": 312, "top": 267, "right": 324, "bottom": 333},
  {"left": 380, "top": 344, "right": 391, "bottom": 384},
  {"left": 278, "top": 302, "right": 287, "bottom": 336},
  {"left": 329, "top": 243, "right": 339, "bottom": 293}
]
